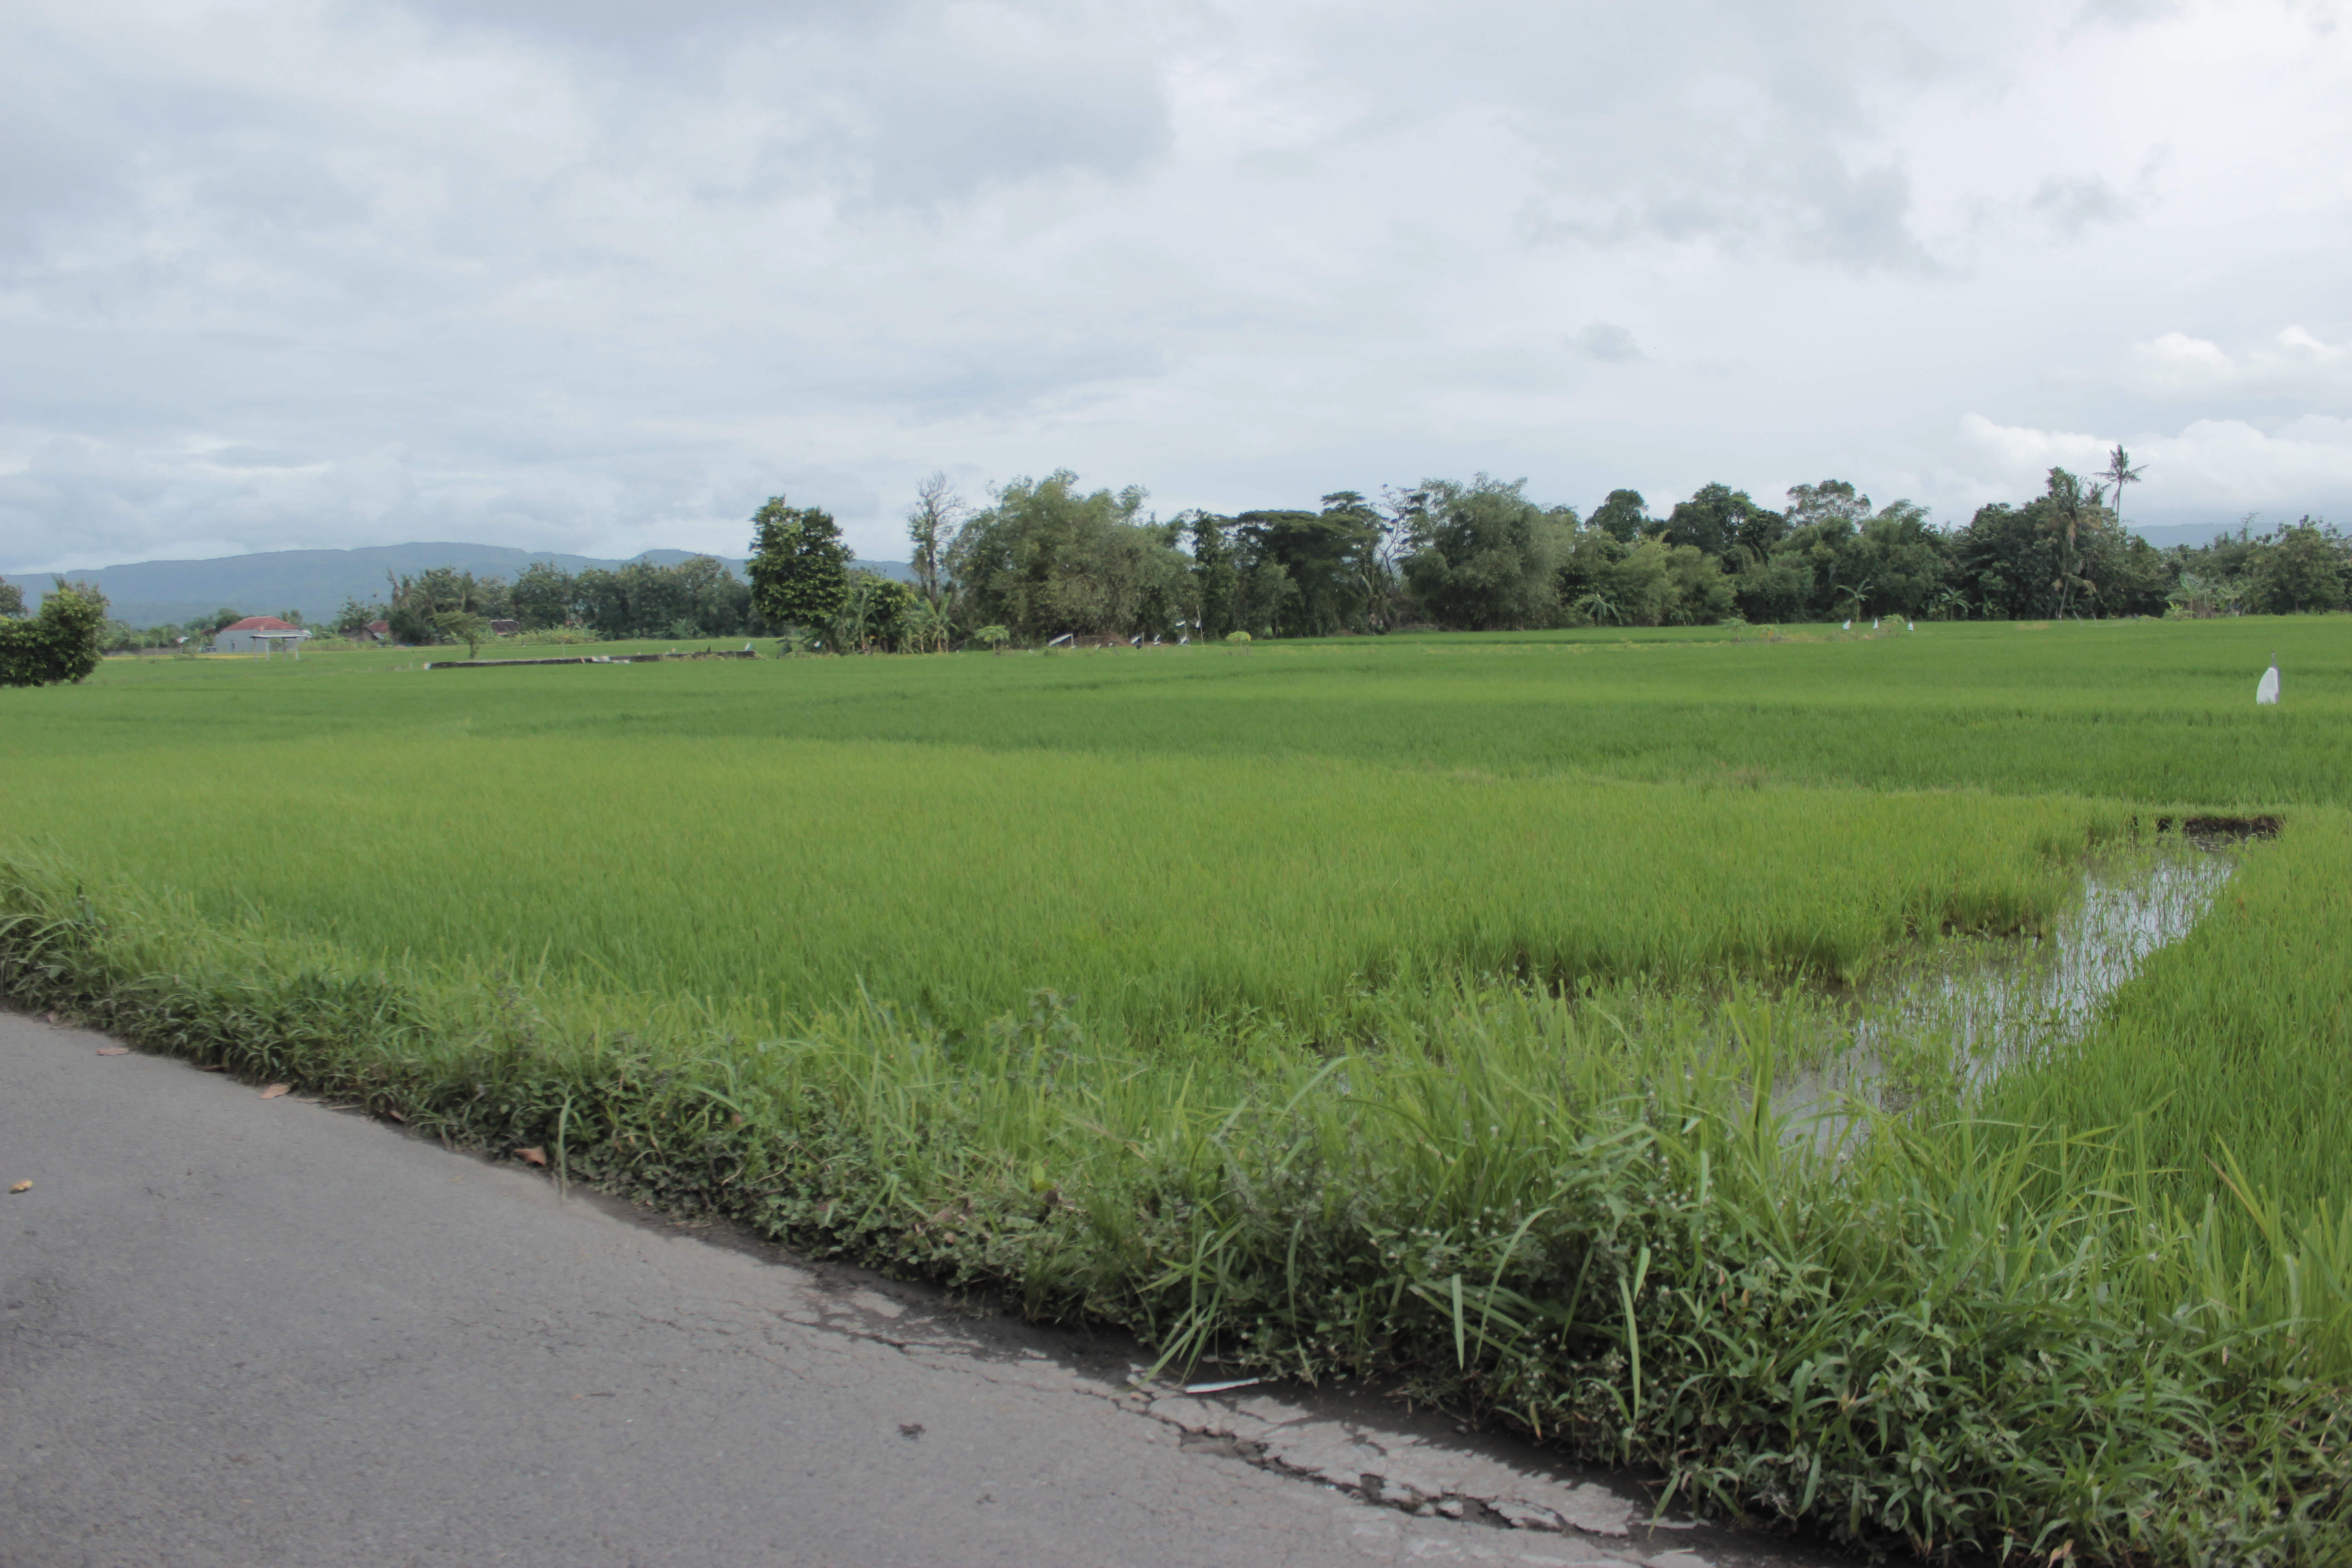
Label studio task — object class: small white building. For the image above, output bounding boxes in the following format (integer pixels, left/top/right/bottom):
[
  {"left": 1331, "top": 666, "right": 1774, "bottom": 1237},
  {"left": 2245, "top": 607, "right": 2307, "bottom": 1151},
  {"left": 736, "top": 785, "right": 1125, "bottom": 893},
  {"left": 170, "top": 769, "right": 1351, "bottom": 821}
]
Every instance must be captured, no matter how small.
[{"left": 214, "top": 615, "right": 311, "bottom": 654}]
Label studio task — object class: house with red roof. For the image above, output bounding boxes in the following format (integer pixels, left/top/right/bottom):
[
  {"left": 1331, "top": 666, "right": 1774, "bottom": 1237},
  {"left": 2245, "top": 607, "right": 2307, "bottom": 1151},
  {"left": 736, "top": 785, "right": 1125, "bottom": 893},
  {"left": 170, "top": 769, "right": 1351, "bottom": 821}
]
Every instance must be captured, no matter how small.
[{"left": 214, "top": 615, "right": 312, "bottom": 654}]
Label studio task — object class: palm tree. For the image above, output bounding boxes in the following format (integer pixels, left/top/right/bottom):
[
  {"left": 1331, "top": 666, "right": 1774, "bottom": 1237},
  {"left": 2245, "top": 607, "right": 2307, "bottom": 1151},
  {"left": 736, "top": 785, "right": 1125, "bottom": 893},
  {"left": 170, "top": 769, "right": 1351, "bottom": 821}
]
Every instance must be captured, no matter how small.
[
  {"left": 1572, "top": 590, "right": 1621, "bottom": 626},
  {"left": 2043, "top": 469, "right": 2098, "bottom": 619},
  {"left": 2101, "top": 445, "right": 2146, "bottom": 534},
  {"left": 1835, "top": 578, "right": 1874, "bottom": 623}
]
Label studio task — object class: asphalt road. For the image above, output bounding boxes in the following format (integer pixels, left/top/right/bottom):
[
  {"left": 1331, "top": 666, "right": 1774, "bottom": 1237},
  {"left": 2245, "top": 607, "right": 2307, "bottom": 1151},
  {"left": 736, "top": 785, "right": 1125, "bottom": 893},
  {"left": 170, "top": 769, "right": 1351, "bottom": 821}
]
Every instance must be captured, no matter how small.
[{"left": 0, "top": 1011, "right": 1834, "bottom": 1568}]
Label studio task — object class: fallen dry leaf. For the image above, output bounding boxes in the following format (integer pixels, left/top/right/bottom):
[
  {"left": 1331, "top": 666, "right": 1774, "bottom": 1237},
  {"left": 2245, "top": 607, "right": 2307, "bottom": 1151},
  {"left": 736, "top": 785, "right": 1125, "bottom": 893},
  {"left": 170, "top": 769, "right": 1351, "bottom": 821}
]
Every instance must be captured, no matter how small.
[
  {"left": 8, "top": 1181, "right": 30, "bottom": 1194},
  {"left": 259, "top": 1083, "right": 291, "bottom": 1100},
  {"left": 95, "top": 1047, "right": 129, "bottom": 1057},
  {"left": 382, "top": 1107, "right": 406, "bottom": 1123},
  {"left": 44, "top": 1011, "right": 59, "bottom": 1025},
  {"left": 517, "top": 1146, "right": 549, "bottom": 1166}
]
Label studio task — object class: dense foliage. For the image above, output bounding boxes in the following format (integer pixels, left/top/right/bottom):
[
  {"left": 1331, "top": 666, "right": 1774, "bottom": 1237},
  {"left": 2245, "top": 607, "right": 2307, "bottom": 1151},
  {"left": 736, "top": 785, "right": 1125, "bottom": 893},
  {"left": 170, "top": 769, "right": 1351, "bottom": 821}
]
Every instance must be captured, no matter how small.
[
  {"left": 746, "top": 498, "right": 854, "bottom": 634},
  {"left": 882, "top": 464, "right": 2349, "bottom": 648},
  {"left": 946, "top": 472, "right": 1189, "bottom": 641},
  {"left": 347, "top": 556, "right": 762, "bottom": 643},
  {"left": 79, "top": 460, "right": 2342, "bottom": 657},
  {"left": 0, "top": 580, "right": 108, "bottom": 687}
]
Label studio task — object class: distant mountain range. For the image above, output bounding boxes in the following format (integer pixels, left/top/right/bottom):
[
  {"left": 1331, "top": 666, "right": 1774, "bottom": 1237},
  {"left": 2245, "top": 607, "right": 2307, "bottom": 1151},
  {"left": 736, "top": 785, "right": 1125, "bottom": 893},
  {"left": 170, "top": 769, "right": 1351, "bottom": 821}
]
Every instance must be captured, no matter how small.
[{"left": 9, "top": 542, "right": 914, "bottom": 628}]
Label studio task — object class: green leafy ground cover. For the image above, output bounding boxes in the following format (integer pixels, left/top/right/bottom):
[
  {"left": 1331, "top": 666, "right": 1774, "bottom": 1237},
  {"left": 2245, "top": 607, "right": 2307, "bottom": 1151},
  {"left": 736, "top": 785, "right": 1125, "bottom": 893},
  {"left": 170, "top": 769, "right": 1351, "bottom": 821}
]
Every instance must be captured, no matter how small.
[{"left": 5, "top": 618, "right": 2349, "bottom": 1562}]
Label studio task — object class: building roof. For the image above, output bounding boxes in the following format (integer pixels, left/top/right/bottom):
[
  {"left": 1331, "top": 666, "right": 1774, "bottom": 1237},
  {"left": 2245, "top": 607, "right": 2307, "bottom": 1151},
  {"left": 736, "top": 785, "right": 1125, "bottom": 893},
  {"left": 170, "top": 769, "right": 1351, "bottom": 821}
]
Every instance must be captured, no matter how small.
[
  {"left": 365, "top": 620, "right": 390, "bottom": 633},
  {"left": 220, "top": 616, "right": 301, "bottom": 633}
]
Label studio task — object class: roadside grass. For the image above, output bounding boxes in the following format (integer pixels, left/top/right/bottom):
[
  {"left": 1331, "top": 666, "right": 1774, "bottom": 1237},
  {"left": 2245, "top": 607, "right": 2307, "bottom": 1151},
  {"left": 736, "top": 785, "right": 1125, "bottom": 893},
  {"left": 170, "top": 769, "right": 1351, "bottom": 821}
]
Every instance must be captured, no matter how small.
[
  {"left": 6, "top": 616, "right": 2351, "bottom": 1562},
  {"left": 1984, "top": 809, "right": 2352, "bottom": 1326},
  {"left": 1, "top": 860, "right": 2344, "bottom": 1562}
]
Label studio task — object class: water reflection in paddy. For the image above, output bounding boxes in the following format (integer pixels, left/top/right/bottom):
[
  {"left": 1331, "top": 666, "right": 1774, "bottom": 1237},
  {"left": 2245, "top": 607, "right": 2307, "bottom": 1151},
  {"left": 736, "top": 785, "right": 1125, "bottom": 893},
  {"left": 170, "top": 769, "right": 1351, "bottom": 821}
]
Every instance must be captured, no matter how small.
[{"left": 1775, "top": 849, "right": 2237, "bottom": 1126}]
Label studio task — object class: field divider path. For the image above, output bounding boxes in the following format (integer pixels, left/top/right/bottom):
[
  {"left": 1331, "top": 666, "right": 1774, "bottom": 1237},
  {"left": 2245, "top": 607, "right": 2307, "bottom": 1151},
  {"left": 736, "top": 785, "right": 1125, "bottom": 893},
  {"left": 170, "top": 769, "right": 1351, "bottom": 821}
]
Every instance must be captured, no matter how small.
[{"left": 0, "top": 1010, "right": 1838, "bottom": 1568}]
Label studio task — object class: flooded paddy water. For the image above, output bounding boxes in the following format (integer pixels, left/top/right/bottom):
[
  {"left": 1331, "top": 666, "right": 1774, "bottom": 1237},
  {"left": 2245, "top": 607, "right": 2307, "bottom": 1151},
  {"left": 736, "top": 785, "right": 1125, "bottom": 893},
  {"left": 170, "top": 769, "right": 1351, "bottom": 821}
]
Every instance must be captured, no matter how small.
[{"left": 1774, "top": 836, "right": 2252, "bottom": 1129}]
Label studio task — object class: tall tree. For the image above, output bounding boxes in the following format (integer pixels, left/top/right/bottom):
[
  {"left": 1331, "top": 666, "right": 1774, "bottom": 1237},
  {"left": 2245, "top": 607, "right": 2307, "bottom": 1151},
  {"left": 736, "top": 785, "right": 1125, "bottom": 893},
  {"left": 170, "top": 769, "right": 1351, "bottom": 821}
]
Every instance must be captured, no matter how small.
[
  {"left": 333, "top": 596, "right": 383, "bottom": 635},
  {"left": 569, "top": 568, "right": 626, "bottom": 638},
  {"left": 695, "top": 555, "right": 756, "bottom": 636},
  {"left": 2248, "top": 519, "right": 2351, "bottom": 613},
  {"left": 2101, "top": 445, "right": 2146, "bottom": 534},
  {"left": 946, "top": 472, "right": 1187, "bottom": 642},
  {"left": 382, "top": 566, "right": 505, "bottom": 642},
  {"left": 1846, "top": 501, "right": 1951, "bottom": 617},
  {"left": 1950, "top": 472, "right": 2153, "bottom": 621},
  {"left": 747, "top": 498, "right": 853, "bottom": 632},
  {"left": 1765, "top": 484, "right": 1877, "bottom": 621},
  {"left": 906, "top": 472, "right": 965, "bottom": 608},
  {"left": 1784, "top": 480, "right": 1873, "bottom": 531},
  {"left": 0, "top": 580, "right": 108, "bottom": 687},
  {"left": 383, "top": 572, "right": 436, "bottom": 644},
  {"left": 1323, "top": 491, "right": 1405, "bottom": 631},
  {"left": 1587, "top": 489, "right": 1651, "bottom": 543},
  {"left": 1187, "top": 512, "right": 1238, "bottom": 638},
  {"left": 1662, "top": 483, "right": 1776, "bottom": 560},
  {"left": 2043, "top": 467, "right": 2097, "bottom": 618},
  {"left": 0, "top": 578, "right": 24, "bottom": 618},
  {"left": 1398, "top": 475, "right": 1570, "bottom": 630},
  {"left": 1231, "top": 497, "right": 1385, "bottom": 637},
  {"left": 511, "top": 562, "right": 578, "bottom": 629},
  {"left": 1953, "top": 502, "right": 2065, "bottom": 620}
]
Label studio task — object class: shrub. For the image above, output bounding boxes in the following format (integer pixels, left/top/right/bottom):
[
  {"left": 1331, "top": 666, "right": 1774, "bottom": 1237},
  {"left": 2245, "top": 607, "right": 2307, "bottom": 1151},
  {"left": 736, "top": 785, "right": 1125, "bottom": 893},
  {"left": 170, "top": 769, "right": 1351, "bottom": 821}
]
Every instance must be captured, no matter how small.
[{"left": 0, "top": 583, "right": 108, "bottom": 688}]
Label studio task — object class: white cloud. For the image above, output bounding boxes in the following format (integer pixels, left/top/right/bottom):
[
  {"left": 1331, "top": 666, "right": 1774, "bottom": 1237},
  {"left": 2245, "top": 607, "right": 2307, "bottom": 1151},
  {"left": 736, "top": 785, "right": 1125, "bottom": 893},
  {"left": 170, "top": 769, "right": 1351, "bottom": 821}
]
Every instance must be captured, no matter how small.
[
  {"left": 1956, "top": 411, "right": 2352, "bottom": 519},
  {"left": 2120, "top": 327, "right": 2352, "bottom": 400},
  {"left": 4, "top": 0, "right": 2352, "bottom": 569}
]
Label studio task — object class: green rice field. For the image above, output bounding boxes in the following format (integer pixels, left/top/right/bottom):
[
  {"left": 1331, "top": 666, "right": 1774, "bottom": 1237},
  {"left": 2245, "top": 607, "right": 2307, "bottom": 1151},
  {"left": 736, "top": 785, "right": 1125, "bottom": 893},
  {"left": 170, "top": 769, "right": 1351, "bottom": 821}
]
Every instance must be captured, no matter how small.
[{"left": 5, "top": 617, "right": 2349, "bottom": 1562}]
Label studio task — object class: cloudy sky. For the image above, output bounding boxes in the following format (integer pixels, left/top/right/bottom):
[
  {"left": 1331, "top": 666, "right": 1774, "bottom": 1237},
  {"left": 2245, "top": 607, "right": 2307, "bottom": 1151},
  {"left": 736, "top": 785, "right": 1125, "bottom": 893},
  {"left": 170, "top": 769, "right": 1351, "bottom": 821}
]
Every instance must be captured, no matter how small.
[{"left": 4, "top": 0, "right": 2349, "bottom": 571}]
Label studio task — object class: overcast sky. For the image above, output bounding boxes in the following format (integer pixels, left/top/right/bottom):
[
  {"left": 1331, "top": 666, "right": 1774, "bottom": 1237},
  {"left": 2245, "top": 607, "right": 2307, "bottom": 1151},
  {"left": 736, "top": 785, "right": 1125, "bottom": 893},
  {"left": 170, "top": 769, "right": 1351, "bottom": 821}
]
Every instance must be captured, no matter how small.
[{"left": 5, "top": 0, "right": 2349, "bottom": 571}]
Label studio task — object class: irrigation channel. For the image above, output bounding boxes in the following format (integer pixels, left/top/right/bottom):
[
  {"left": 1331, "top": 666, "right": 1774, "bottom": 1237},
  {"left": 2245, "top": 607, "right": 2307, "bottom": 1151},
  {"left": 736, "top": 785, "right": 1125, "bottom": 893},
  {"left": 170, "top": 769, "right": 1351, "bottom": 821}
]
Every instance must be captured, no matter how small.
[{"left": 1774, "top": 843, "right": 2242, "bottom": 1132}]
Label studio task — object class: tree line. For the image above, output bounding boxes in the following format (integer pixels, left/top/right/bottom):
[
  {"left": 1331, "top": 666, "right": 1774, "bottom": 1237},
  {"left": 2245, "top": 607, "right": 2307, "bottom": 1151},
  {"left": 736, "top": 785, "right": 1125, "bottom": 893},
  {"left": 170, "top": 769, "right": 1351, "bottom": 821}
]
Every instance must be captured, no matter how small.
[
  {"left": 745, "top": 457, "right": 2352, "bottom": 650},
  {"left": 27, "top": 556, "right": 769, "bottom": 653},
  {"left": 335, "top": 557, "right": 762, "bottom": 643},
  {"left": 14, "top": 447, "right": 2347, "bottom": 663}
]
